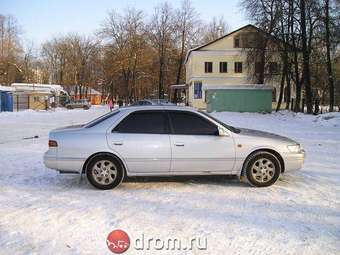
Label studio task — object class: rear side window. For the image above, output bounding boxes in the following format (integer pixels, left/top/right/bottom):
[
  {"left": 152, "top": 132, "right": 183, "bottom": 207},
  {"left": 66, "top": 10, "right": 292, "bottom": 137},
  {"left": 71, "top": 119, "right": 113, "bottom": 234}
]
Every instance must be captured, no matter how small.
[
  {"left": 168, "top": 111, "right": 218, "bottom": 135},
  {"left": 113, "top": 111, "right": 168, "bottom": 134},
  {"left": 85, "top": 110, "right": 120, "bottom": 128}
]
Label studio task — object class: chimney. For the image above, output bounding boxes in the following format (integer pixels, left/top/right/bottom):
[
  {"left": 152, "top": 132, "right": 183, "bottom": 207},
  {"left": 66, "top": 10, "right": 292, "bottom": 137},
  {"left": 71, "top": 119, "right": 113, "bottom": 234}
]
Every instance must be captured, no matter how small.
[{"left": 217, "top": 26, "right": 223, "bottom": 38}]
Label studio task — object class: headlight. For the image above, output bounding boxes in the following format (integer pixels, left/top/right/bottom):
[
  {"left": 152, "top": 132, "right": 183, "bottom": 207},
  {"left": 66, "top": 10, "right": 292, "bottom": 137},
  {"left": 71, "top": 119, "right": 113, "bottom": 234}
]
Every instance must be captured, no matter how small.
[{"left": 287, "top": 144, "right": 300, "bottom": 153}]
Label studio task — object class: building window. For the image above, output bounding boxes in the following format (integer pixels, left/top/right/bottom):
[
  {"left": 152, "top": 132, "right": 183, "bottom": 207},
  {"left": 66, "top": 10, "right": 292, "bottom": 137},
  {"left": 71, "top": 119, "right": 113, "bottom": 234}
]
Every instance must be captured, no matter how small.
[
  {"left": 33, "top": 96, "right": 40, "bottom": 102},
  {"left": 268, "top": 62, "right": 279, "bottom": 74},
  {"left": 219, "top": 62, "right": 228, "bottom": 73},
  {"left": 194, "top": 81, "right": 202, "bottom": 99},
  {"left": 204, "top": 62, "right": 213, "bottom": 73},
  {"left": 234, "top": 62, "right": 243, "bottom": 73},
  {"left": 234, "top": 37, "right": 240, "bottom": 48}
]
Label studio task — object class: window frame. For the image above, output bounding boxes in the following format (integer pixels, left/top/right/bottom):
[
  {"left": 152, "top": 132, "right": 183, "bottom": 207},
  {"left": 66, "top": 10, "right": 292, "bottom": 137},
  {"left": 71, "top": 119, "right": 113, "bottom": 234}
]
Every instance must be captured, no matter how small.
[
  {"left": 234, "top": 62, "right": 243, "bottom": 73},
  {"left": 219, "top": 62, "right": 228, "bottom": 73},
  {"left": 193, "top": 81, "right": 202, "bottom": 99},
  {"left": 166, "top": 110, "right": 219, "bottom": 136},
  {"left": 234, "top": 37, "right": 240, "bottom": 48},
  {"left": 204, "top": 62, "right": 213, "bottom": 73},
  {"left": 112, "top": 110, "right": 170, "bottom": 134}
]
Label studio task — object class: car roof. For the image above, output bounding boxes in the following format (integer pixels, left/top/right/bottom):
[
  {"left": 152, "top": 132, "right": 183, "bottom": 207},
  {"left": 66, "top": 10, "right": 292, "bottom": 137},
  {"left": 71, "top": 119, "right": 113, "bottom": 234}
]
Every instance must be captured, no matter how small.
[{"left": 119, "top": 105, "right": 197, "bottom": 113}]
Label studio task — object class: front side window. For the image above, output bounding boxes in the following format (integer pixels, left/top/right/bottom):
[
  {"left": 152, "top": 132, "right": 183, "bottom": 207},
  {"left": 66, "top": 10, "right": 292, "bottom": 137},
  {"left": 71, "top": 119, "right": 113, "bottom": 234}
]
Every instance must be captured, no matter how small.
[
  {"left": 194, "top": 81, "right": 202, "bottom": 99},
  {"left": 234, "top": 62, "right": 243, "bottom": 73},
  {"left": 168, "top": 111, "right": 218, "bottom": 136},
  {"left": 204, "top": 62, "right": 213, "bottom": 73},
  {"left": 113, "top": 111, "right": 168, "bottom": 134}
]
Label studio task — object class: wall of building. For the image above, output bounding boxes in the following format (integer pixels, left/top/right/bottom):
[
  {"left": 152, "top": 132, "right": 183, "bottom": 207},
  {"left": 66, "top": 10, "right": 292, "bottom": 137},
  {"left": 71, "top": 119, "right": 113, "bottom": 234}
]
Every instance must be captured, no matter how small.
[{"left": 185, "top": 26, "right": 295, "bottom": 109}]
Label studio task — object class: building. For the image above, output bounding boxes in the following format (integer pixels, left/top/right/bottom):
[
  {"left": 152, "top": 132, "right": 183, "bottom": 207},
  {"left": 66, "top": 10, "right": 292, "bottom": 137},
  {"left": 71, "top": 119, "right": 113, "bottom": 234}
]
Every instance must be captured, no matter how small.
[
  {"left": 11, "top": 83, "right": 68, "bottom": 110},
  {"left": 69, "top": 87, "right": 102, "bottom": 105},
  {"left": 185, "top": 24, "right": 296, "bottom": 110}
]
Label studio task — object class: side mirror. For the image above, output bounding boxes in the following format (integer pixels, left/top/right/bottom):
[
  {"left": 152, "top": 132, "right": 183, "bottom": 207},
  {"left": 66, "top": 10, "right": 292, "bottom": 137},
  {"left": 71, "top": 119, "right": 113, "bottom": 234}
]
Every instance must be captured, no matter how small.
[{"left": 218, "top": 126, "right": 229, "bottom": 137}]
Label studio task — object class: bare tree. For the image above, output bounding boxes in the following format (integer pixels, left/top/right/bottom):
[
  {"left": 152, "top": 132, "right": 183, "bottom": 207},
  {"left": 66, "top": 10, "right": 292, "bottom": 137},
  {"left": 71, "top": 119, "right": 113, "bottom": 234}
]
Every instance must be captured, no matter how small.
[
  {"left": 148, "top": 2, "right": 176, "bottom": 98},
  {"left": 174, "top": 0, "right": 200, "bottom": 85},
  {"left": 0, "top": 14, "right": 23, "bottom": 85},
  {"left": 201, "top": 16, "right": 230, "bottom": 43},
  {"left": 100, "top": 8, "right": 145, "bottom": 101}
]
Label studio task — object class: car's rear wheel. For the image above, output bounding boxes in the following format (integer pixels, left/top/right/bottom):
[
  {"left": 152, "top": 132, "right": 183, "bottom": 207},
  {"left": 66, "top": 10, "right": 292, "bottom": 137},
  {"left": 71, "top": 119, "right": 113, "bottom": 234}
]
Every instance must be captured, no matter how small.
[
  {"left": 86, "top": 155, "right": 124, "bottom": 190},
  {"left": 245, "top": 151, "right": 281, "bottom": 187}
]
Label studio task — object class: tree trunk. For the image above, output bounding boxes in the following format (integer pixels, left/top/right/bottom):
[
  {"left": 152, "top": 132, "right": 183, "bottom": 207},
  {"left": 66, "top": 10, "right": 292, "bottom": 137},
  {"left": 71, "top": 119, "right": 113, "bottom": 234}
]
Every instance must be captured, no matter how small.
[
  {"left": 285, "top": 71, "right": 291, "bottom": 110},
  {"left": 300, "top": 0, "right": 313, "bottom": 114},
  {"left": 289, "top": 0, "right": 302, "bottom": 112},
  {"left": 158, "top": 45, "right": 165, "bottom": 99},
  {"left": 324, "top": 0, "right": 334, "bottom": 112},
  {"left": 276, "top": 66, "right": 286, "bottom": 112},
  {"left": 176, "top": 30, "right": 186, "bottom": 85}
]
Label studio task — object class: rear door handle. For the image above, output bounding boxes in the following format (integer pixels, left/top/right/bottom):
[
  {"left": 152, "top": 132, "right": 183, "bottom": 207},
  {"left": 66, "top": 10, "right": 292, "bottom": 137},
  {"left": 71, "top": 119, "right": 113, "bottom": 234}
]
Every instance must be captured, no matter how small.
[
  {"left": 113, "top": 141, "right": 123, "bottom": 146},
  {"left": 174, "top": 142, "right": 184, "bottom": 147}
]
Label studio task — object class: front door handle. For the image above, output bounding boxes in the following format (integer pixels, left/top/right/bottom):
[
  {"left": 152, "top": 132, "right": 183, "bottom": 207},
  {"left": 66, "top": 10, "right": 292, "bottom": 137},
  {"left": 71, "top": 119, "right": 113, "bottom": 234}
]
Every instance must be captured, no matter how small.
[
  {"left": 174, "top": 142, "right": 184, "bottom": 147},
  {"left": 113, "top": 141, "right": 123, "bottom": 146}
]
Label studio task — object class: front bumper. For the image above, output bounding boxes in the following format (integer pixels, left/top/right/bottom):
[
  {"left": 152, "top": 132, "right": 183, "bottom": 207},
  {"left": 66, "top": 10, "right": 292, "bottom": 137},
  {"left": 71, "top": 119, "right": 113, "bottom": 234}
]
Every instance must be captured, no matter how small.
[{"left": 283, "top": 149, "right": 305, "bottom": 172}]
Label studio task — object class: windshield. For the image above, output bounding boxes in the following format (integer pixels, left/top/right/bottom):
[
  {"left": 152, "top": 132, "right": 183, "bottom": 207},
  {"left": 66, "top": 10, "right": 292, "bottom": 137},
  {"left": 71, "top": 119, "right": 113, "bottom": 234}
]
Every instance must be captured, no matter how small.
[
  {"left": 199, "top": 111, "right": 240, "bottom": 133},
  {"left": 85, "top": 110, "right": 119, "bottom": 128}
]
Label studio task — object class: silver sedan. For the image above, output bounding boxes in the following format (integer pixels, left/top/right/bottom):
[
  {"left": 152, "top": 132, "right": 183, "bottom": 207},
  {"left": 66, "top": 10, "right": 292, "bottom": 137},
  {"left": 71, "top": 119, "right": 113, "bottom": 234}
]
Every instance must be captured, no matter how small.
[{"left": 44, "top": 106, "right": 305, "bottom": 189}]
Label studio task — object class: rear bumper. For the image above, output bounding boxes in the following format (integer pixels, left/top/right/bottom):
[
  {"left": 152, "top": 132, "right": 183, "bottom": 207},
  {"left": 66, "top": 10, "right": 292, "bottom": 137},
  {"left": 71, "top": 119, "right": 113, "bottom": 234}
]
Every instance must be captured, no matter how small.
[
  {"left": 283, "top": 150, "right": 305, "bottom": 172},
  {"left": 43, "top": 151, "right": 58, "bottom": 170},
  {"left": 43, "top": 152, "right": 84, "bottom": 174}
]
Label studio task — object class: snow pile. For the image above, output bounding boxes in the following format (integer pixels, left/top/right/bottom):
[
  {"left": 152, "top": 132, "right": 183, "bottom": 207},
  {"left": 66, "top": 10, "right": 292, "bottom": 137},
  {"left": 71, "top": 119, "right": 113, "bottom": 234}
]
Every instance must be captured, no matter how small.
[{"left": 0, "top": 108, "right": 339, "bottom": 255}]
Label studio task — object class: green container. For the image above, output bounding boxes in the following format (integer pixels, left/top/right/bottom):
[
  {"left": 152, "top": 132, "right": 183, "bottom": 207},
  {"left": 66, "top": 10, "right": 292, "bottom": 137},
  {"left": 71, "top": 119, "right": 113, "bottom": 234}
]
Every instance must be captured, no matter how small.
[{"left": 206, "top": 88, "right": 272, "bottom": 113}]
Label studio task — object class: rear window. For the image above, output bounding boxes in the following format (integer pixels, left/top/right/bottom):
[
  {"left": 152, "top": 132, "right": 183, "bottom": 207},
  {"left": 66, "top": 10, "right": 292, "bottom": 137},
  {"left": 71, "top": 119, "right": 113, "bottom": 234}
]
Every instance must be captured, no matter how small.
[{"left": 85, "top": 110, "right": 120, "bottom": 128}]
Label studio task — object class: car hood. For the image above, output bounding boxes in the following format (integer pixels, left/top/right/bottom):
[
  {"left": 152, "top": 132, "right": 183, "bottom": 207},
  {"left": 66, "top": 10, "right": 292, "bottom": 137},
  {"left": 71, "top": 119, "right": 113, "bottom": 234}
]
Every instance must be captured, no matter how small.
[{"left": 237, "top": 128, "right": 297, "bottom": 144}]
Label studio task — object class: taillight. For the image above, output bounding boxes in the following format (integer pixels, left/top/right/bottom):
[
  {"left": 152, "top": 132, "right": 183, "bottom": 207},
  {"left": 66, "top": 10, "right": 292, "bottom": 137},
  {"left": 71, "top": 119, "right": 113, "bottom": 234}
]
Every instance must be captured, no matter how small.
[{"left": 48, "top": 140, "right": 58, "bottom": 147}]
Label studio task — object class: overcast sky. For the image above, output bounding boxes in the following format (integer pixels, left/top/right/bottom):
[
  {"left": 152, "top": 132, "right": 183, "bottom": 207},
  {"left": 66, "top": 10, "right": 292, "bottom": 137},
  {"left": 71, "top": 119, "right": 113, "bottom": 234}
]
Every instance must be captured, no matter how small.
[{"left": 1, "top": 0, "right": 248, "bottom": 48}]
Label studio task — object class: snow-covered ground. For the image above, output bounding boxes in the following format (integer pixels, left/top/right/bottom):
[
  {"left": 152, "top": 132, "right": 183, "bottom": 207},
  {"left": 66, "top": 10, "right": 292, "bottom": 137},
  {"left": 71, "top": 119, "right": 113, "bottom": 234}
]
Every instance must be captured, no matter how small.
[{"left": 0, "top": 106, "right": 339, "bottom": 255}]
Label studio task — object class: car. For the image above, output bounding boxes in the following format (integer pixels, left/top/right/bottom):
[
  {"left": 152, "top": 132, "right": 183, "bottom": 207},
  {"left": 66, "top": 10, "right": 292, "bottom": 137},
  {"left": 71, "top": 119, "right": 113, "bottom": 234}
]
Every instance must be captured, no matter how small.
[
  {"left": 65, "top": 99, "right": 91, "bottom": 110},
  {"left": 44, "top": 106, "right": 305, "bottom": 189},
  {"left": 130, "top": 99, "right": 175, "bottom": 106}
]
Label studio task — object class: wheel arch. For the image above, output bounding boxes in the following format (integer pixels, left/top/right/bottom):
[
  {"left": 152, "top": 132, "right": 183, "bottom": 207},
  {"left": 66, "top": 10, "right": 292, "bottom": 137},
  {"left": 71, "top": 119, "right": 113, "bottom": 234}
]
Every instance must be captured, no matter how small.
[
  {"left": 241, "top": 148, "right": 285, "bottom": 176},
  {"left": 82, "top": 152, "right": 127, "bottom": 175}
]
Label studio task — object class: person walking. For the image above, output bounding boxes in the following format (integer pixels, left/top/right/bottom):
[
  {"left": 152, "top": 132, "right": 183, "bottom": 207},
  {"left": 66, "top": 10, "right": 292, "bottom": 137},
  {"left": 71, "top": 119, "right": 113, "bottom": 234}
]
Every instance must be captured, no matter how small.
[{"left": 108, "top": 98, "right": 113, "bottom": 111}]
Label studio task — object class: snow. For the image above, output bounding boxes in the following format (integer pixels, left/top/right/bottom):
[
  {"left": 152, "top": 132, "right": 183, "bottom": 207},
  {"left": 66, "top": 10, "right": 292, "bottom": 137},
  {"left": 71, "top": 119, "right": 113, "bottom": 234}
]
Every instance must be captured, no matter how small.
[{"left": 0, "top": 107, "right": 339, "bottom": 255}]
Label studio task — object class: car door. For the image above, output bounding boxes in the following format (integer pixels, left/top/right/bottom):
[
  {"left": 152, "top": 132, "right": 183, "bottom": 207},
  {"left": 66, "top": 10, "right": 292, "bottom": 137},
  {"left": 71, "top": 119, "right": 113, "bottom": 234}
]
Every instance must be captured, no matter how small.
[
  {"left": 107, "top": 110, "right": 171, "bottom": 173},
  {"left": 168, "top": 110, "right": 235, "bottom": 173}
]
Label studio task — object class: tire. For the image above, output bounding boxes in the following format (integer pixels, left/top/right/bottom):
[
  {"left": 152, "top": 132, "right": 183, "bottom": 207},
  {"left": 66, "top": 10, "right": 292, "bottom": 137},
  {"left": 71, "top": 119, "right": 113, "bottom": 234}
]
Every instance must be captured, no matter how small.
[
  {"left": 66, "top": 105, "right": 73, "bottom": 109},
  {"left": 86, "top": 155, "right": 124, "bottom": 190},
  {"left": 83, "top": 106, "right": 89, "bottom": 110},
  {"left": 244, "top": 151, "right": 281, "bottom": 187}
]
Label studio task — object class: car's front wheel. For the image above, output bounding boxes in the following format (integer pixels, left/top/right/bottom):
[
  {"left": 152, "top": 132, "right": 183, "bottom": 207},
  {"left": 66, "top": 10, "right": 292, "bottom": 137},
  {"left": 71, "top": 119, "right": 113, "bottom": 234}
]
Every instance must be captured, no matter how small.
[
  {"left": 245, "top": 151, "right": 281, "bottom": 187},
  {"left": 86, "top": 155, "right": 124, "bottom": 190}
]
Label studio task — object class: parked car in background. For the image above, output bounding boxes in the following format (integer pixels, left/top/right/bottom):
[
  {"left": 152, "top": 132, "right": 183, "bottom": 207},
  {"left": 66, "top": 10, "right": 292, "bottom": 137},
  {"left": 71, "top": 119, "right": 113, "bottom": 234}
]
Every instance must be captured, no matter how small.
[
  {"left": 130, "top": 99, "right": 175, "bottom": 106},
  {"left": 44, "top": 106, "right": 305, "bottom": 190},
  {"left": 65, "top": 99, "right": 91, "bottom": 110}
]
